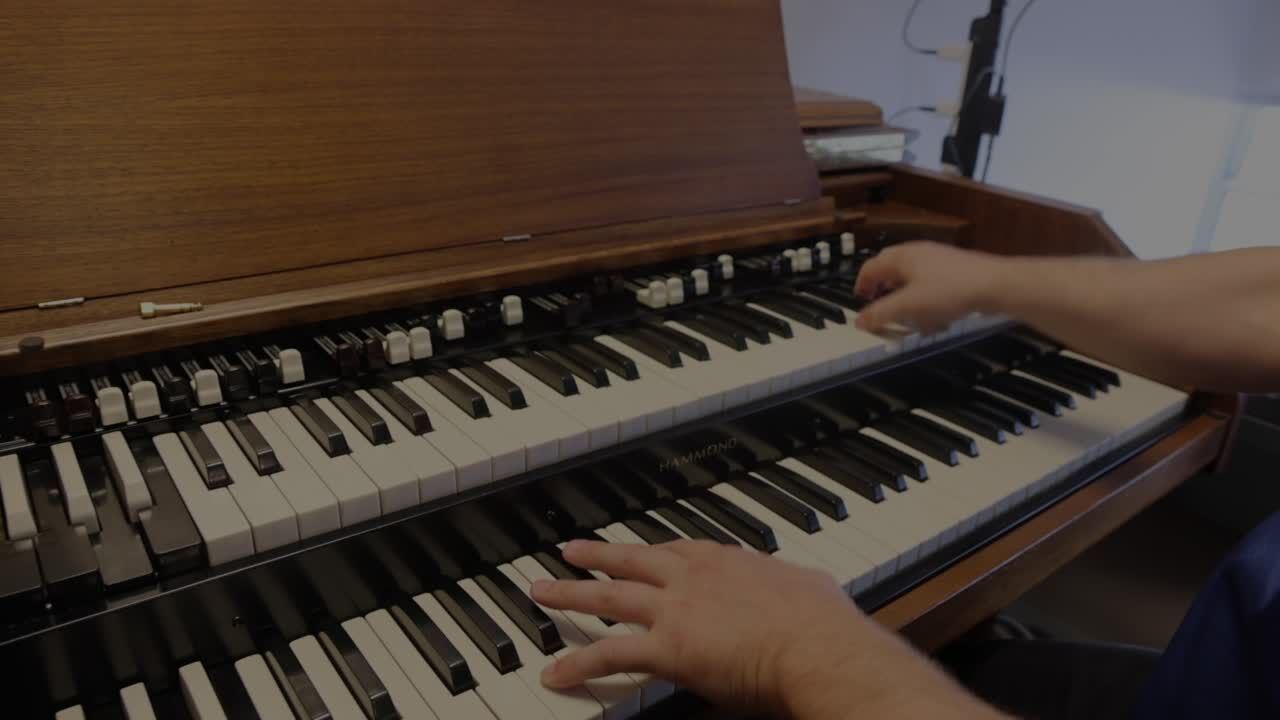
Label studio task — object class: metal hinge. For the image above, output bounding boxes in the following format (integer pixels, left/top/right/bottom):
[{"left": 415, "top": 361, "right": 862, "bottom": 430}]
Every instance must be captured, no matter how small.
[
  {"left": 502, "top": 234, "right": 533, "bottom": 244},
  {"left": 36, "top": 297, "right": 85, "bottom": 310}
]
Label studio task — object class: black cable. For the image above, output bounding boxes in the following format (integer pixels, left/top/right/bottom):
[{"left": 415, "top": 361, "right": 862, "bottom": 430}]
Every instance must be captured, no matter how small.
[
  {"left": 902, "top": 0, "right": 938, "bottom": 55},
  {"left": 997, "top": 0, "right": 1039, "bottom": 86},
  {"left": 980, "top": 136, "right": 997, "bottom": 182}
]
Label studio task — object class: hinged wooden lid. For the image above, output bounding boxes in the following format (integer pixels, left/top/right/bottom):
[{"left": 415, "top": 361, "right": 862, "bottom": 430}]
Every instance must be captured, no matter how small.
[{"left": 0, "top": 0, "right": 818, "bottom": 314}]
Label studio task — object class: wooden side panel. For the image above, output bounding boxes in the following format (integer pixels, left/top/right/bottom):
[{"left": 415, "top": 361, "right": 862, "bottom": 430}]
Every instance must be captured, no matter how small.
[
  {"left": 888, "top": 166, "right": 1134, "bottom": 258},
  {"left": 794, "top": 87, "right": 885, "bottom": 129},
  {"left": 873, "top": 413, "right": 1227, "bottom": 651},
  {"left": 0, "top": 0, "right": 818, "bottom": 312}
]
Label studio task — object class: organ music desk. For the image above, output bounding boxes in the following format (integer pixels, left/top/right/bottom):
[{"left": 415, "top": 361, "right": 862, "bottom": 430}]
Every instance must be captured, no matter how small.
[{"left": 0, "top": 2, "right": 1243, "bottom": 717}]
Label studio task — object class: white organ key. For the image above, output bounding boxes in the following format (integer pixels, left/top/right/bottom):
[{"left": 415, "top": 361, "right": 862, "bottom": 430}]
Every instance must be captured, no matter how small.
[
  {"left": 665, "top": 277, "right": 685, "bottom": 305},
  {"left": 389, "top": 380, "right": 493, "bottom": 493},
  {"left": 341, "top": 616, "right": 439, "bottom": 720},
  {"left": 128, "top": 380, "right": 162, "bottom": 420},
  {"left": 460, "top": 365, "right": 590, "bottom": 466},
  {"left": 459, "top": 578, "right": 605, "bottom": 720},
  {"left": 192, "top": 369, "right": 224, "bottom": 407},
  {"left": 202, "top": 421, "right": 299, "bottom": 553},
  {"left": 276, "top": 348, "right": 306, "bottom": 385},
  {"left": 414, "top": 592, "right": 557, "bottom": 720},
  {"left": 97, "top": 386, "right": 129, "bottom": 426},
  {"left": 665, "top": 320, "right": 773, "bottom": 402},
  {"left": 691, "top": 268, "right": 710, "bottom": 296},
  {"left": 234, "top": 654, "right": 296, "bottom": 720},
  {"left": 267, "top": 407, "right": 381, "bottom": 527},
  {"left": 179, "top": 662, "right": 230, "bottom": 720},
  {"left": 851, "top": 429, "right": 975, "bottom": 543},
  {"left": 245, "top": 412, "right": 341, "bottom": 539},
  {"left": 646, "top": 280, "right": 668, "bottom": 309},
  {"left": 446, "top": 367, "right": 561, "bottom": 468},
  {"left": 291, "top": 635, "right": 368, "bottom": 720},
  {"left": 597, "top": 333, "right": 728, "bottom": 417},
  {"left": 490, "top": 358, "right": 623, "bottom": 449},
  {"left": 501, "top": 295, "right": 525, "bottom": 326},
  {"left": 51, "top": 442, "right": 99, "bottom": 534},
  {"left": 438, "top": 309, "right": 466, "bottom": 341},
  {"left": 401, "top": 376, "right": 526, "bottom": 482},
  {"left": 355, "top": 388, "right": 458, "bottom": 503},
  {"left": 364, "top": 609, "right": 495, "bottom": 720},
  {"left": 500, "top": 563, "right": 643, "bottom": 719},
  {"left": 103, "top": 431, "right": 154, "bottom": 523},
  {"left": 409, "top": 327, "right": 435, "bottom": 360},
  {"left": 575, "top": 359, "right": 675, "bottom": 436},
  {"left": 120, "top": 682, "right": 159, "bottom": 720},
  {"left": 384, "top": 330, "right": 412, "bottom": 365},
  {"left": 154, "top": 433, "right": 254, "bottom": 565},
  {"left": 0, "top": 454, "right": 37, "bottom": 540},
  {"left": 314, "top": 398, "right": 419, "bottom": 514},
  {"left": 591, "top": 336, "right": 703, "bottom": 423},
  {"left": 54, "top": 707, "right": 85, "bottom": 720}
]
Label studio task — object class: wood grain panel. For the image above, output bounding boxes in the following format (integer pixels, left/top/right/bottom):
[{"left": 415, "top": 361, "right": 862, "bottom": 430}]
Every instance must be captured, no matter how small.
[
  {"left": 0, "top": 200, "right": 843, "bottom": 376},
  {"left": 873, "top": 413, "right": 1227, "bottom": 651},
  {"left": 795, "top": 87, "right": 885, "bottom": 129},
  {"left": 0, "top": 0, "right": 818, "bottom": 312}
]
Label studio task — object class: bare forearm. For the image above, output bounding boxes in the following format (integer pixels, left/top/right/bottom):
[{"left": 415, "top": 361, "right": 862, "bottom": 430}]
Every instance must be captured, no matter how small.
[{"left": 980, "top": 248, "right": 1280, "bottom": 393}]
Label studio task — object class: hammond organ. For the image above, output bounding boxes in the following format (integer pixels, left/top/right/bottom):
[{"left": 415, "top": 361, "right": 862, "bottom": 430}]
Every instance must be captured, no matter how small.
[{"left": 0, "top": 1, "right": 1242, "bottom": 718}]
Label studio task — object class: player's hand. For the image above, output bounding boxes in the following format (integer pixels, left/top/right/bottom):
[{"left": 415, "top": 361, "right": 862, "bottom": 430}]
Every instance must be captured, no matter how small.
[{"left": 853, "top": 241, "right": 1008, "bottom": 334}]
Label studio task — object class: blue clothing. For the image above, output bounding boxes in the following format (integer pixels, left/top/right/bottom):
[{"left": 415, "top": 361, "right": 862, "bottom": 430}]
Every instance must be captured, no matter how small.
[{"left": 1133, "top": 511, "right": 1280, "bottom": 718}]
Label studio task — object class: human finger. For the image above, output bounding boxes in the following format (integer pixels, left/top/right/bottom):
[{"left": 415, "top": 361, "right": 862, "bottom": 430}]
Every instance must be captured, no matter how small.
[
  {"left": 541, "top": 633, "right": 662, "bottom": 689},
  {"left": 561, "top": 539, "right": 685, "bottom": 586},
  {"left": 531, "top": 578, "right": 663, "bottom": 626}
]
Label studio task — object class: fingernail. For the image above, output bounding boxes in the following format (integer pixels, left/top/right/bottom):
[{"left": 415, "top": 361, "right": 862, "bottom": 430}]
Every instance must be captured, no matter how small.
[
  {"left": 541, "top": 660, "right": 562, "bottom": 687},
  {"left": 563, "top": 539, "right": 586, "bottom": 557}
]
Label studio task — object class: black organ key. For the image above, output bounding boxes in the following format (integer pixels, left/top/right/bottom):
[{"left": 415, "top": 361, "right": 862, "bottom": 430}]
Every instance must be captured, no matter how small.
[
  {"left": 477, "top": 567, "right": 565, "bottom": 655},
  {"left": 265, "top": 639, "right": 331, "bottom": 720},
  {"left": 226, "top": 415, "right": 283, "bottom": 475},
  {"left": 675, "top": 313, "right": 749, "bottom": 351},
  {"left": 424, "top": 369, "right": 491, "bottom": 419},
  {"left": 206, "top": 662, "right": 263, "bottom": 720},
  {"left": 533, "top": 546, "right": 597, "bottom": 583},
  {"left": 508, "top": 351, "right": 579, "bottom": 396},
  {"left": 143, "top": 356, "right": 192, "bottom": 413},
  {"left": 315, "top": 333, "right": 361, "bottom": 378},
  {"left": 611, "top": 328, "right": 682, "bottom": 368},
  {"left": 776, "top": 290, "right": 846, "bottom": 324},
  {"left": 457, "top": 360, "right": 528, "bottom": 410},
  {"left": 290, "top": 397, "right": 351, "bottom": 457},
  {"left": 728, "top": 473, "right": 820, "bottom": 533},
  {"left": 573, "top": 339, "right": 640, "bottom": 380},
  {"left": 822, "top": 445, "right": 909, "bottom": 493},
  {"left": 368, "top": 382, "right": 433, "bottom": 435},
  {"left": 26, "top": 459, "right": 102, "bottom": 602},
  {"left": 708, "top": 303, "right": 791, "bottom": 341},
  {"left": 434, "top": 582, "right": 521, "bottom": 674},
  {"left": 685, "top": 492, "right": 778, "bottom": 553},
  {"left": 983, "top": 374, "right": 1068, "bottom": 416},
  {"left": 970, "top": 388, "right": 1041, "bottom": 429},
  {"left": 752, "top": 464, "right": 847, "bottom": 521},
  {"left": 390, "top": 599, "right": 476, "bottom": 694},
  {"left": 130, "top": 438, "right": 203, "bottom": 576},
  {"left": 874, "top": 418, "right": 960, "bottom": 467},
  {"left": 1021, "top": 363, "right": 1099, "bottom": 398},
  {"left": 926, "top": 406, "right": 1009, "bottom": 444},
  {"left": 81, "top": 454, "right": 155, "bottom": 591},
  {"left": 622, "top": 513, "right": 682, "bottom": 545},
  {"left": 317, "top": 623, "right": 399, "bottom": 720},
  {"left": 23, "top": 380, "right": 62, "bottom": 439},
  {"left": 538, "top": 345, "right": 609, "bottom": 388},
  {"left": 751, "top": 295, "right": 825, "bottom": 329},
  {"left": 794, "top": 451, "right": 884, "bottom": 504},
  {"left": 332, "top": 391, "right": 392, "bottom": 446},
  {"left": 802, "top": 285, "right": 863, "bottom": 312},
  {"left": 233, "top": 345, "right": 280, "bottom": 396},
  {"left": 638, "top": 321, "right": 712, "bottom": 361},
  {"left": 899, "top": 413, "right": 980, "bottom": 458},
  {"left": 1043, "top": 353, "right": 1121, "bottom": 388},
  {"left": 655, "top": 504, "right": 741, "bottom": 546},
  {"left": 179, "top": 426, "right": 231, "bottom": 489},
  {"left": 338, "top": 330, "right": 385, "bottom": 373},
  {"left": 947, "top": 398, "right": 1024, "bottom": 436}
]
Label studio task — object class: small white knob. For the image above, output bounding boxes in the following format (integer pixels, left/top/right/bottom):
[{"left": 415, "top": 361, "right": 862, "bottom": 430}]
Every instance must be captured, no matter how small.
[
  {"left": 691, "top": 268, "right": 710, "bottom": 296},
  {"left": 796, "top": 248, "right": 813, "bottom": 272},
  {"left": 139, "top": 302, "right": 203, "bottom": 319},
  {"left": 96, "top": 387, "right": 128, "bottom": 426},
  {"left": 815, "top": 241, "right": 832, "bottom": 266},
  {"left": 665, "top": 277, "right": 685, "bottom": 306},
  {"left": 409, "top": 327, "right": 434, "bottom": 360},
  {"left": 501, "top": 296, "right": 524, "bottom": 326},
  {"left": 647, "top": 280, "right": 668, "bottom": 309},
  {"left": 128, "top": 381, "right": 161, "bottom": 420},
  {"left": 840, "top": 232, "right": 857, "bottom": 256},
  {"left": 383, "top": 331, "right": 411, "bottom": 365},
  {"left": 191, "top": 369, "right": 223, "bottom": 407},
  {"left": 275, "top": 348, "right": 305, "bottom": 385},
  {"left": 438, "top": 309, "right": 466, "bottom": 341},
  {"left": 636, "top": 288, "right": 654, "bottom": 307},
  {"left": 717, "top": 254, "right": 735, "bottom": 280}
]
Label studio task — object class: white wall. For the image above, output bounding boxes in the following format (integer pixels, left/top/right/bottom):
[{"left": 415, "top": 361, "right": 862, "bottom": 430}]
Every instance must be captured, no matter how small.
[{"left": 781, "top": 0, "right": 1256, "bottom": 258}]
